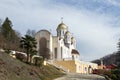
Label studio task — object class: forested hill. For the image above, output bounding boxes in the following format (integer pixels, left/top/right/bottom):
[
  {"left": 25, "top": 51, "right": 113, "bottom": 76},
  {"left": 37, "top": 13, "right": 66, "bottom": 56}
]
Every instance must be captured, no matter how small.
[
  {"left": 0, "top": 52, "right": 64, "bottom": 80},
  {"left": 91, "top": 52, "right": 120, "bottom": 66}
]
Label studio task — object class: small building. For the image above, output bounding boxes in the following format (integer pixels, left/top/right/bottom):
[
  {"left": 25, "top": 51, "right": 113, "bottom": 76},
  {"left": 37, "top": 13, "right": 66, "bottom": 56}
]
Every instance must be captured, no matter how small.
[{"left": 54, "top": 60, "right": 97, "bottom": 73}]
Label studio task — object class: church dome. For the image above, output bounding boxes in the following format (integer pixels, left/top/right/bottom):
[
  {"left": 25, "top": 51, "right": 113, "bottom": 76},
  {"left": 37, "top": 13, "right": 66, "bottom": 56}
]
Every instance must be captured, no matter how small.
[
  {"left": 65, "top": 31, "right": 71, "bottom": 35},
  {"left": 71, "top": 36, "right": 75, "bottom": 40},
  {"left": 57, "top": 22, "right": 68, "bottom": 30},
  {"left": 71, "top": 36, "right": 75, "bottom": 44}
]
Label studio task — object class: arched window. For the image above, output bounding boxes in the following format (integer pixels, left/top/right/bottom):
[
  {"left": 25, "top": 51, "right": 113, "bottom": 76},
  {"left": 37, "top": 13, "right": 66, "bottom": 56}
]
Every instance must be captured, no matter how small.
[
  {"left": 61, "top": 47, "right": 63, "bottom": 59},
  {"left": 39, "top": 37, "right": 50, "bottom": 59},
  {"left": 54, "top": 48, "right": 57, "bottom": 58}
]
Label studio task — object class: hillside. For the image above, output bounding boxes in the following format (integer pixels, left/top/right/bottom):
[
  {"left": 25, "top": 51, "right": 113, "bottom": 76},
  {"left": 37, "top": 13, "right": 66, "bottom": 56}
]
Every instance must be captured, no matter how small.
[
  {"left": 0, "top": 52, "right": 64, "bottom": 80},
  {"left": 91, "top": 52, "right": 120, "bottom": 66}
]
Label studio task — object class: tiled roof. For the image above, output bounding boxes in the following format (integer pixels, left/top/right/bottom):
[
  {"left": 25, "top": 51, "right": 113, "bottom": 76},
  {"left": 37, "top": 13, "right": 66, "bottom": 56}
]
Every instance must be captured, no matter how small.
[{"left": 71, "top": 49, "right": 79, "bottom": 55}]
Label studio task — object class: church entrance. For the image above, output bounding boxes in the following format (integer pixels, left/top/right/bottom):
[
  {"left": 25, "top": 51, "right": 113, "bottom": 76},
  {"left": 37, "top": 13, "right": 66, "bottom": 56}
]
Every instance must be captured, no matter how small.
[
  {"left": 88, "top": 65, "right": 92, "bottom": 74},
  {"left": 39, "top": 37, "right": 50, "bottom": 59}
]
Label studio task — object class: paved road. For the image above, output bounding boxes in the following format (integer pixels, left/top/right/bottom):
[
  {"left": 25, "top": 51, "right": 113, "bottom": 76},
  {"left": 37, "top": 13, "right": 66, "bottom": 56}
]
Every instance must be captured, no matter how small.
[{"left": 54, "top": 73, "right": 106, "bottom": 80}]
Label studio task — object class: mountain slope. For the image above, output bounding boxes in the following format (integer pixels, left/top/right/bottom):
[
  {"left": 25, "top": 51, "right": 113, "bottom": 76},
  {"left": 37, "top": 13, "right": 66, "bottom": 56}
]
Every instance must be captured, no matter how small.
[
  {"left": 0, "top": 52, "right": 64, "bottom": 80},
  {"left": 91, "top": 52, "right": 120, "bottom": 66}
]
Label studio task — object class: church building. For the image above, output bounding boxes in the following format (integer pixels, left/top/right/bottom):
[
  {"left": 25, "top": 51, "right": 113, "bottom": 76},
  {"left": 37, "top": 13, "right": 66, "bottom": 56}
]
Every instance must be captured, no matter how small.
[
  {"left": 35, "top": 21, "right": 98, "bottom": 73},
  {"left": 35, "top": 22, "right": 79, "bottom": 61}
]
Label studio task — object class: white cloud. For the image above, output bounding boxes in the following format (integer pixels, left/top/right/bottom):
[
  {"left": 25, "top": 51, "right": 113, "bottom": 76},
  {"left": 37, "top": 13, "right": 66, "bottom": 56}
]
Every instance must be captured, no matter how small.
[
  {"left": 0, "top": 0, "right": 120, "bottom": 61},
  {"left": 108, "top": 0, "right": 120, "bottom": 6},
  {"left": 67, "top": 11, "right": 120, "bottom": 61},
  {"left": 100, "top": 0, "right": 120, "bottom": 7}
]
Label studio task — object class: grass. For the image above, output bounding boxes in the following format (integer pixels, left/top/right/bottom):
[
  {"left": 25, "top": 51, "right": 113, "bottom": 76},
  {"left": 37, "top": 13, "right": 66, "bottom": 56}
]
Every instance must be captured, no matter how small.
[{"left": 0, "top": 52, "right": 65, "bottom": 80}]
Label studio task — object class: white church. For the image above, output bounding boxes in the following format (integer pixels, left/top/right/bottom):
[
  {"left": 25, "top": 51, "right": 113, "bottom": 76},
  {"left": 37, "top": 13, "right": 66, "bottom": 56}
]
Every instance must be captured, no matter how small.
[
  {"left": 35, "top": 22, "right": 79, "bottom": 61},
  {"left": 35, "top": 21, "right": 98, "bottom": 73}
]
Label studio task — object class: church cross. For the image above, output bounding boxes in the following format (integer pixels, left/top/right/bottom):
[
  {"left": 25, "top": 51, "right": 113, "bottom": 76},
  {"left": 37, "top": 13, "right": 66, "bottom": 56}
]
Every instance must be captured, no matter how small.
[{"left": 61, "top": 17, "right": 63, "bottom": 23}]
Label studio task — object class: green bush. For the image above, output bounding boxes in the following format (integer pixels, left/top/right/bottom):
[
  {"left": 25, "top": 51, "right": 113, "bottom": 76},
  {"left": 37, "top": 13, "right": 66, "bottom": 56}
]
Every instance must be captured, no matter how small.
[
  {"left": 111, "top": 69, "right": 120, "bottom": 80},
  {"left": 111, "top": 74, "right": 117, "bottom": 80},
  {"left": 33, "top": 57, "right": 43, "bottom": 67},
  {"left": 112, "top": 69, "right": 120, "bottom": 74}
]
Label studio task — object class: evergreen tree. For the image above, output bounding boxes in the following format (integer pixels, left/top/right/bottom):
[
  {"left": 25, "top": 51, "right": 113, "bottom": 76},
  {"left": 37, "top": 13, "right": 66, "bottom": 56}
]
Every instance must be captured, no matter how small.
[
  {"left": 0, "top": 17, "right": 21, "bottom": 50},
  {"left": 1, "top": 17, "right": 13, "bottom": 39},
  {"left": 29, "top": 49, "right": 37, "bottom": 63},
  {"left": 117, "top": 39, "right": 120, "bottom": 66}
]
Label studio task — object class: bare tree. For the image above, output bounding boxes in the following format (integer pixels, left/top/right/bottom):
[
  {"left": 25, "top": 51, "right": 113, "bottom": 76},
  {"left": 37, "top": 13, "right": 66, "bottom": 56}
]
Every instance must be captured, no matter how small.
[{"left": 26, "top": 29, "right": 36, "bottom": 37}]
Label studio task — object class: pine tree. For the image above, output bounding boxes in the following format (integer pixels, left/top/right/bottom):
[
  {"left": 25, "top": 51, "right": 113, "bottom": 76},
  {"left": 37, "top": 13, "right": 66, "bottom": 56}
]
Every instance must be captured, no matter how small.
[
  {"left": 1, "top": 17, "right": 12, "bottom": 38},
  {"left": 0, "top": 17, "right": 21, "bottom": 50}
]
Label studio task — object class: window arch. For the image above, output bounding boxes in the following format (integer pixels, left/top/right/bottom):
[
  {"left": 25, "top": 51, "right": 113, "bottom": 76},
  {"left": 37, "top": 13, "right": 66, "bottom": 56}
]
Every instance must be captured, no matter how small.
[{"left": 39, "top": 37, "right": 50, "bottom": 59}]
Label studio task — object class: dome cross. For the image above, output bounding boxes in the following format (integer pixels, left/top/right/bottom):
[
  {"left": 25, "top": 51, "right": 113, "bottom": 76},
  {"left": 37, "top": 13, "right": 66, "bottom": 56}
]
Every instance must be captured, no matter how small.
[{"left": 61, "top": 17, "right": 63, "bottom": 23}]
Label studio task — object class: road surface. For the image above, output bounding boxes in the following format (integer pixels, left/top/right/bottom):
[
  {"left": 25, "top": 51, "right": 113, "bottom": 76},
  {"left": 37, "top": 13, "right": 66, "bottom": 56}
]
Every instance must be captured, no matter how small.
[{"left": 54, "top": 73, "right": 106, "bottom": 80}]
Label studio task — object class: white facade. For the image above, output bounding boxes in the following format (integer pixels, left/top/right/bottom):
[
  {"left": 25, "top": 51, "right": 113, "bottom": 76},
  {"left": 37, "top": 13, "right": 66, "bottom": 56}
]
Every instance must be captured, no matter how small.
[{"left": 35, "top": 22, "right": 80, "bottom": 60}]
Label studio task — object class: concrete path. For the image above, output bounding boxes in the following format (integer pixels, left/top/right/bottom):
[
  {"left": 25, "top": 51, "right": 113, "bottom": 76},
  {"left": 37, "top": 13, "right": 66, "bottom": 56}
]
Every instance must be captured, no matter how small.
[{"left": 54, "top": 73, "right": 106, "bottom": 80}]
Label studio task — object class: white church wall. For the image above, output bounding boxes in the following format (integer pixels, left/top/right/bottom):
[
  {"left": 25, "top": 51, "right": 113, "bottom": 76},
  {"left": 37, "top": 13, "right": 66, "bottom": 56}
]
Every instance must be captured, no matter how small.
[
  {"left": 52, "top": 36, "right": 58, "bottom": 60},
  {"left": 57, "top": 43, "right": 61, "bottom": 60},
  {"left": 35, "top": 30, "right": 52, "bottom": 56},
  {"left": 62, "top": 47, "right": 69, "bottom": 60},
  {"left": 57, "top": 39, "right": 64, "bottom": 60}
]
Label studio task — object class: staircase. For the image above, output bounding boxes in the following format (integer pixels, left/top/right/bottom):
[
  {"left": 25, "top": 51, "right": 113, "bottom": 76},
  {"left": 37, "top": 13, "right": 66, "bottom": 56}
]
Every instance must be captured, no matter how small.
[{"left": 46, "top": 60, "right": 69, "bottom": 73}]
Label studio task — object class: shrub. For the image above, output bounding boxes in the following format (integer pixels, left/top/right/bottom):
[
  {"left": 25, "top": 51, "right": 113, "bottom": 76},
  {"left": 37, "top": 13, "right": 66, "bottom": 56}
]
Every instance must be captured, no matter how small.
[
  {"left": 5, "top": 49, "right": 11, "bottom": 54},
  {"left": 33, "top": 57, "right": 43, "bottom": 67},
  {"left": 111, "top": 69, "right": 120, "bottom": 80},
  {"left": 15, "top": 53, "right": 27, "bottom": 61},
  {"left": 112, "top": 69, "right": 120, "bottom": 74}
]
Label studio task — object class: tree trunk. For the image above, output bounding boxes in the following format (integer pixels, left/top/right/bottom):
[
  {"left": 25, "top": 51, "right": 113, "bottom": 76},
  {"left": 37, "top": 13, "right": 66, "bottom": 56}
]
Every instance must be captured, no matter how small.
[
  {"left": 26, "top": 53, "right": 29, "bottom": 63},
  {"left": 26, "top": 49, "right": 29, "bottom": 63},
  {"left": 30, "top": 55, "right": 32, "bottom": 64}
]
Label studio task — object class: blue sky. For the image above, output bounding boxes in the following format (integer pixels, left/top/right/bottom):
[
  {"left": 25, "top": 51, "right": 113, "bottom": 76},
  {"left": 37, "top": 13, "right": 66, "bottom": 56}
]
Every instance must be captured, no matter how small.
[{"left": 0, "top": 0, "right": 120, "bottom": 61}]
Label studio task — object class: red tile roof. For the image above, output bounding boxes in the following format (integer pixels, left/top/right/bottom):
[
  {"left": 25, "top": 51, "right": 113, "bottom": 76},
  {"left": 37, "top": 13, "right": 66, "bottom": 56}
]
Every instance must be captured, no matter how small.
[{"left": 71, "top": 49, "right": 80, "bottom": 55}]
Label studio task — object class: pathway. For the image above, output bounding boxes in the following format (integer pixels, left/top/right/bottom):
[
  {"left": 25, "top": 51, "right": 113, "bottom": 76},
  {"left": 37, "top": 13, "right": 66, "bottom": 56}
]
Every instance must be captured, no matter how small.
[{"left": 54, "top": 73, "right": 106, "bottom": 80}]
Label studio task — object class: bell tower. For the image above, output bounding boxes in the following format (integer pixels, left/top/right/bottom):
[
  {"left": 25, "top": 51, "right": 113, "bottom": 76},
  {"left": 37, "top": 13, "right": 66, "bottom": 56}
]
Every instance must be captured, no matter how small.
[{"left": 56, "top": 18, "right": 68, "bottom": 39}]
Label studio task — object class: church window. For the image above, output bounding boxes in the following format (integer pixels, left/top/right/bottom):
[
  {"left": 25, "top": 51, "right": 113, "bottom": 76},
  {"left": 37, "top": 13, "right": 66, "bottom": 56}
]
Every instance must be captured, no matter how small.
[
  {"left": 54, "top": 48, "right": 57, "bottom": 58},
  {"left": 85, "top": 67, "right": 87, "bottom": 71},
  {"left": 61, "top": 30, "right": 63, "bottom": 36},
  {"left": 72, "top": 55, "right": 74, "bottom": 60},
  {"left": 63, "top": 31, "right": 65, "bottom": 34},
  {"left": 76, "top": 55, "right": 78, "bottom": 58},
  {"left": 61, "top": 47, "right": 63, "bottom": 59},
  {"left": 60, "top": 31, "right": 61, "bottom": 36},
  {"left": 39, "top": 37, "right": 50, "bottom": 59},
  {"left": 67, "top": 35, "right": 71, "bottom": 41}
]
